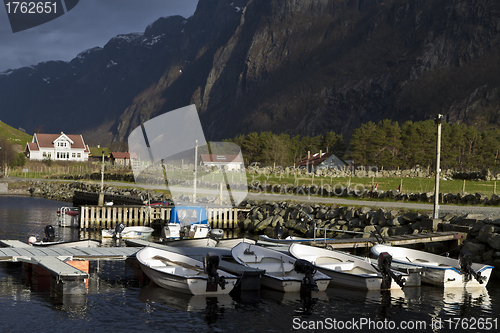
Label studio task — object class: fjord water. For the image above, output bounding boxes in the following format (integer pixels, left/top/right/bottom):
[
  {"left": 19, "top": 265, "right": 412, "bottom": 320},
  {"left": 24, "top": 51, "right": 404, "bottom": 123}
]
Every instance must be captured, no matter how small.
[{"left": 0, "top": 196, "right": 499, "bottom": 332}]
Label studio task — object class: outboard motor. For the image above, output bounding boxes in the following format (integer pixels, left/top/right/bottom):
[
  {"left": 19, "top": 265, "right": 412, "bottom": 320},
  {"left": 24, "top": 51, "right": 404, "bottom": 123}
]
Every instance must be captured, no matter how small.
[
  {"left": 377, "top": 252, "right": 406, "bottom": 289},
  {"left": 459, "top": 250, "right": 485, "bottom": 284},
  {"left": 115, "top": 222, "right": 125, "bottom": 237},
  {"left": 204, "top": 253, "right": 226, "bottom": 291},
  {"left": 180, "top": 225, "right": 190, "bottom": 239},
  {"left": 294, "top": 259, "right": 318, "bottom": 292},
  {"left": 209, "top": 229, "right": 224, "bottom": 239},
  {"left": 160, "top": 225, "right": 170, "bottom": 243},
  {"left": 43, "top": 225, "right": 55, "bottom": 242},
  {"left": 274, "top": 222, "right": 284, "bottom": 240}
]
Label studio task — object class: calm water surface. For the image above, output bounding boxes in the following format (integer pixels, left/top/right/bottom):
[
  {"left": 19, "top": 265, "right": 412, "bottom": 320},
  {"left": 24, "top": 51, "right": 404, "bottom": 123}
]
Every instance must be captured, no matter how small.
[{"left": 0, "top": 196, "right": 499, "bottom": 332}]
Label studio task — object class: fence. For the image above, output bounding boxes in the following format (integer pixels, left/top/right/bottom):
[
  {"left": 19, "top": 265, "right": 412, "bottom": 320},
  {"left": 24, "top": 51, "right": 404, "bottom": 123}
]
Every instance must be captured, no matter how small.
[{"left": 79, "top": 205, "right": 245, "bottom": 230}]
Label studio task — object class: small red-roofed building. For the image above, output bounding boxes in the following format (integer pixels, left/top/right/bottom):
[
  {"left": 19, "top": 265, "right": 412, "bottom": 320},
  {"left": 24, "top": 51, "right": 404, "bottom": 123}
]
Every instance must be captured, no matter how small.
[
  {"left": 110, "top": 152, "right": 137, "bottom": 166},
  {"left": 25, "top": 132, "right": 90, "bottom": 162}
]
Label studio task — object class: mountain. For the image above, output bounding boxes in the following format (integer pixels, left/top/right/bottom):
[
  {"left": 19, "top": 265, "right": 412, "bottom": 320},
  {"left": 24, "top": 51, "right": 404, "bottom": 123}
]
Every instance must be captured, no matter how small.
[{"left": 1, "top": 0, "right": 500, "bottom": 146}]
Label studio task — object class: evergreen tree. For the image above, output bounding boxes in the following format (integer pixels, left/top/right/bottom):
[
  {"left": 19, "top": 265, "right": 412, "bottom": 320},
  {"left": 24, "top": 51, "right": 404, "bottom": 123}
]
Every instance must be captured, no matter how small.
[{"left": 348, "top": 121, "right": 377, "bottom": 165}]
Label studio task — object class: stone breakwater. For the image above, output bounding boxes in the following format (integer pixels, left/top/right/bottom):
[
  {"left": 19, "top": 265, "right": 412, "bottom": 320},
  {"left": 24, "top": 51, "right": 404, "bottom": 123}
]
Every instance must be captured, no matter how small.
[
  {"left": 238, "top": 200, "right": 500, "bottom": 267},
  {"left": 28, "top": 181, "right": 169, "bottom": 203}
]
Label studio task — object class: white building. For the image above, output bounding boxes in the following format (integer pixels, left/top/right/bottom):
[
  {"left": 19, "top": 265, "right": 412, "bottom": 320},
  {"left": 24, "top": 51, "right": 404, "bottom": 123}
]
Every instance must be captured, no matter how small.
[
  {"left": 200, "top": 154, "right": 243, "bottom": 171},
  {"left": 25, "top": 132, "right": 90, "bottom": 162}
]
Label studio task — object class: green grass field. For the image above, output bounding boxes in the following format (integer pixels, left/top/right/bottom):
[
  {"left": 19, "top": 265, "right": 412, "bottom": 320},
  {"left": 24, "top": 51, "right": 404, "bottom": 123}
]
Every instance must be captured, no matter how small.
[
  {"left": 7, "top": 161, "right": 499, "bottom": 199},
  {"left": 247, "top": 173, "right": 498, "bottom": 197}
]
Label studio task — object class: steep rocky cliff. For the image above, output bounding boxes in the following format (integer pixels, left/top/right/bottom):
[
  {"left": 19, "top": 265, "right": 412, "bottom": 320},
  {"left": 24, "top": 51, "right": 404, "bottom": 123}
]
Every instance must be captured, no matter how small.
[{"left": 1, "top": 0, "right": 500, "bottom": 145}]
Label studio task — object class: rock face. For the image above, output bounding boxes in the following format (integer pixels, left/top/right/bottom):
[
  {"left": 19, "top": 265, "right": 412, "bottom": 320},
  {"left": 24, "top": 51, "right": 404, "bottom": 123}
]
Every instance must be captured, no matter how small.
[{"left": 2, "top": 0, "right": 500, "bottom": 144}]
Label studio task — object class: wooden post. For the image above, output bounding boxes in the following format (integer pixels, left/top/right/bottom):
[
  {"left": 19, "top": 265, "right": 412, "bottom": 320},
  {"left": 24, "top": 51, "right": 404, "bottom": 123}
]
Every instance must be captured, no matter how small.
[
  {"left": 90, "top": 206, "right": 95, "bottom": 230},
  {"left": 134, "top": 207, "right": 139, "bottom": 226},
  {"left": 462, "top": 179, "right": 466, "bottom": 193},
  {"left": 107, "top": 206, "right": 111, "bottom": 229},
  {"left": 112, "top": 207, "right": 117, "bottom": 229},
  {"left": 494, "top": 181, "right": 497, "bottom": 195},
  {"left": 228, "top": 208, "right": 233, "bottom": 229}
]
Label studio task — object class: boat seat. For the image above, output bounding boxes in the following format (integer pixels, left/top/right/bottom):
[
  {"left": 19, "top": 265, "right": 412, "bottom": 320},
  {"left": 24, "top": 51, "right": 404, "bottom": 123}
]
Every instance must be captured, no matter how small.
[
  {"left": 414, "top": 259, "right": 429, "bottom": 263},
  {"left": 319, "top": 262, "right": 355, "bottom": 271},
  {"left": 147, "top": 259, "right": 166, "bottom": 267},
  {"left": 246, "top": 262, "right": 295, "bottom": 273},
  {"left": 315, "top": 256, "right": 343, "bottom": 265},
  {"left": 414, "top": 259, "right": 439, "bottom": 266}
]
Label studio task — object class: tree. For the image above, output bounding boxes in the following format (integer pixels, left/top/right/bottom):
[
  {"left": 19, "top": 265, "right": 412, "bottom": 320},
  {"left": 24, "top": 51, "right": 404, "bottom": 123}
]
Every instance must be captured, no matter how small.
[
  {"left": 400, "top": 120, "right": 435, "bottom": 169},
  {"left": 479, "top": 128, "right": 500, "bottom": 169},
  {"left": 348, "top": 121, "right": 377, "bottom": 165},
  {"left": 322, "top": 132, "right": 345, "bottom": 158},
  {"left": 263, "top": 134, "right": 291, "bottom": 167}
]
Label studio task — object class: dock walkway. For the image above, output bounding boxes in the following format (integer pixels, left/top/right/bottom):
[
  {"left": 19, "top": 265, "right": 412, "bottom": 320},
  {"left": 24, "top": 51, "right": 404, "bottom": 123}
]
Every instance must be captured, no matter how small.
[
  {"left": 0, "top": 241, "right": 140, "bottom": 296},
  {"left": 310, "top": 231, "right": 466, "bottom": 249}
]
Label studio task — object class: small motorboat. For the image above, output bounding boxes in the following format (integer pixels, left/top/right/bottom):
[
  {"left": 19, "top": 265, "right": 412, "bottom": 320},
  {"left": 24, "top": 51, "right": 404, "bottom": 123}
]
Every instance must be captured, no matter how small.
[
  {"left": 29, "top": 225, "right": 101, "bottom": 247},
  {"left": 161, "top": 237, "right": 218, "bottom": 248},
  {"left": 57, "top": 206, "right": 79, "bottom": 216},
  {"left": 258, "top": 235, "right": 336, "bottom": 244},
  {"left": 289, "top": 243, "right": 413, "bottom": 290},
  {"left": 160, "top": 206, "right": 222, "bottom": 241},
  {"left": 371, "top": 244, "right": 494, "bottom": 287},
  {"left": 31, "top": 239, "right": 101, "bottom": 248},
  {"left": 136, "top": 246, "right": 238, "bottom": 295},
  {"left": 231, "top": 242, "right": 331, "bottom": 293},
  {"left": 101, "top": 223, "right": 154, "bottom": 239},
  {"left": 215, "top": 237, "right": 256, "bottom": 248}
]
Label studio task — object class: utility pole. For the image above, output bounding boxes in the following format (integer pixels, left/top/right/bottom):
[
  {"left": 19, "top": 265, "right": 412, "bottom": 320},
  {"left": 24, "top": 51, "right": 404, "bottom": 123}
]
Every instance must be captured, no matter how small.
[
  {"left": 193, "top": 140, "right": 198, "bottom": 203},
  {"left": 101, "top": 150, "right": 105, "bottom": 193},
  {"left": 433, "top": 114, "right": 444, "bottom": 219}
]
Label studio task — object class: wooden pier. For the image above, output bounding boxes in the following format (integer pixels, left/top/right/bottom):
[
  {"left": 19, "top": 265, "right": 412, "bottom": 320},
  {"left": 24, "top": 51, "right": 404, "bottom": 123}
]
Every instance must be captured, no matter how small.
[
  {"left": 309, "top": 231, "right": 467, "bottom": 249},
  {"left": 79, "top": 205, "right": 246, "bottom": 230},
  {"left": 0, "top": 240, "right": 139, "bottom": 295},
  {"left": 0, "top": 239, "right": 263, "bottom": 295}
]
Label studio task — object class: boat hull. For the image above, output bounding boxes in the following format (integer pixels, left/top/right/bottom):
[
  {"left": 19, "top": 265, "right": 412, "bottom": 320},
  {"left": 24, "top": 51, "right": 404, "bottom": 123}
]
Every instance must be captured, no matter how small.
[
  {"left": 136, "top": 247, "right": 238, "bottom": 295},
  {"left": 371, "top": 244, "right": 493, "bottom": 287},
  {"left": 31, "top": 239, "right": 101, "bottom": 248},
  {"left": 232, "top": 243, "right": 331, "bottom": 293},
  {"left": 102, "top": 226, "right": 154, "bottom": 239},
  {"left": 289, "top": 243, "right": 411, "bottom": 291}
]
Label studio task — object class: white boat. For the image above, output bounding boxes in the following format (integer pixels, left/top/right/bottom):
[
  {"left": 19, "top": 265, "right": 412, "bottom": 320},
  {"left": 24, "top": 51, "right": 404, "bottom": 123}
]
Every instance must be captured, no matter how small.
[
  {"left": 29, "top": 225, "right": 101, "bottom": 247},
  {"left": 289, "top": 243, "right": 411, "bottom": 290},
  {"left": 162, "top": 237, "right": 218, "bottom": 248},
  {"left": 136, "top": 246, "right": 238, "bottom": 295},
  {"left": 371, "top": 244, "right": 493, "bottom": 287},
  {"left": 215, "top": 237, "right": 256, "bottom": 248},
  {"left": 101, "top": 224, "right": 154, "bottom": 239},
  {"left": 231, "top": 242, "right": 331, "bottom": 293},
  {"left": 30, "top": 239, "right": 101, "bottom": 248},
  {"left": 258, "top": 235, "right": 336, "bottom": 244}
]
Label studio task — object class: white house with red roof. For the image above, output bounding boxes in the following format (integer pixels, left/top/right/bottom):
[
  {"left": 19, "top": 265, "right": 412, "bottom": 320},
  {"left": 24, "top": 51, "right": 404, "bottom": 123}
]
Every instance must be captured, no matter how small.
[{"left": 25, "top": 132, "right": 90, "bottom": 162}]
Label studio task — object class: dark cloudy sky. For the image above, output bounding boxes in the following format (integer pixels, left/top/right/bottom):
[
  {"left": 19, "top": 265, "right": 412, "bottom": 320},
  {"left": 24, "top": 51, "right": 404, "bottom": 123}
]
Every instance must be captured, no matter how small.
[{"left": 0, "top": 0, "right": 198, "bottom": 72}]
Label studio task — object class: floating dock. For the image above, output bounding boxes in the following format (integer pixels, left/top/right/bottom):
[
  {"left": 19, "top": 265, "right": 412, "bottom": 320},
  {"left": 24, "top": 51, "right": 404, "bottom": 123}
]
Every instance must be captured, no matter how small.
[
  {"left": 0, "top": 239, "right": 263, "bottom": 295},
  {"left": 0, "top": 240, "right": 139, "bottom": 295},
  {"left": 309, "top": 231, "right": 466, "bottom": 249}
]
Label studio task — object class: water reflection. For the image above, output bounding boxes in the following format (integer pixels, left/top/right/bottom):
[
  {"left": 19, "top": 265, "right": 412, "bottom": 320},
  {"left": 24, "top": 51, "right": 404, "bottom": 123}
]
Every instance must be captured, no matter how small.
[
  {"left": 442, "top": 286, "right": 491, "bottom": 316},
  {"left": 138, "top": 283, "right": 233, "bottom": 324}
]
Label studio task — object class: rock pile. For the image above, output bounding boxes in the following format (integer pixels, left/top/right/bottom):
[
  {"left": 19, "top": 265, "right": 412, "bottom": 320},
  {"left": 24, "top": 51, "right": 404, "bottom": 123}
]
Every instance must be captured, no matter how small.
[
  {"left": 238, "top": 200, "right": 500, "bottom": 267},
  {"left": 28, "top": 181, "right": 169, "bottom": 203}
]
